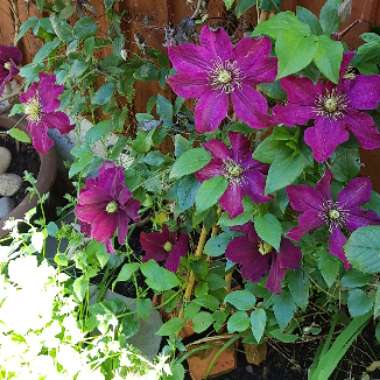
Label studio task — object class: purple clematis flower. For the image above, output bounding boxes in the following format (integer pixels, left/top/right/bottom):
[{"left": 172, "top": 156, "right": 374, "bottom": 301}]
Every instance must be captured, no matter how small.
[
  {"left": 140, "top": 225, "right": 189, "bottom": 272},
  {"left": 75, "top": 162, "right": 140, "bottom": 247},
  {"left": 167, "top": 25, "right": 277, "bottom": 133},
  {"left": 20, "top": 73, "right": 74, "bottom": 154},
  {"left": 196, "top": 132, "right": 270, "bottom": 218},
  {"left": 0, "top": 45, "right": 22, "bottom": 96},
  {"left": 226, "top": 223, "right": 302, "bottom": 293},
  {"left": 287, "top": 171, "right": 380, "bottom": 268},
  {"left": 273, "top": 52, "right": 380, "bottom": 162}
]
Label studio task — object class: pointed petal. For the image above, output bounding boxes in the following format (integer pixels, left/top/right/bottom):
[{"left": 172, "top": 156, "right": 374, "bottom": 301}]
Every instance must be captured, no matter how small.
[
  {"left": 38, "top": 73, "right": 64, "bottom": 113},
  {"left": 195, "top": 91, "right": 228, "bottom": 133},
  {"left": 140, "top": 231, "right": 167, "bottom": 262},
  {"left": 279, "top": 76, "right": 322, "bottom": 105},
  {"left": 196, "top": 161, "right": 224, "bottom": 181},
  {"left": 167, "top": 71, "right": 209, "bottom": 99},
  {"left": 123, "top": 199, "right": 140, "bottom": 221},
  {"left": 168, "top": 43, "right": 212, "bottom": 73},
  {"left": 272, "top": 104, "right": 315, "bottom": 126},
  {"left": 278, "top": 239, "right": 302, "bottom": 270},
  {"left": 345, "top": 111, "right": 380, "bottom": 150},
  {"left": 229, "top": 132, "right": 251, "bottom": 163},
  {"left": 287, "top": 210, "right": 323, "bottom": 241},
  {"left": 286, "top": 184, "right": 325, "bottom": 212},
  {"left": 329, "top": 227, "right": 350, "bottom": 269},
  {"left": 345, "top": 208, "right": 380, "bottom": 232},
  {"left": 219, "top": 183, "right": 244, "bottom": 218},
  {"left": 199, "top": 26, "right": 233, "bottom": 61},
  {"left": 20, "top": 83, "right": 38, "bottom": 104},
  {"left": 117, "top": 213, "right": 130, "bottom": 245},
  {"left": 28, "top": 120, "right": 54, "bottom": 154},
  {"left": 266, "top": 257, "right": 287, "bottom": 294},
  {"left": 348, "top": 75, "right": 380, "bottom": 110},
  {"left": 338, "top": 177, "right": 372, "bottom": 208},
  {"left": 304, "top": 118, "right": 350, "bottom": 163},
  {"left": 91, "top": 214, "right": 118, "bottom": 243},
  {"left": 75, "top": 203, "right": 105, "bottom": 223},
  {"left": 204, "top": 139, "right": 231, "bottom": 160},
  {"left": 243, "top": 170, "right": 271, "bottom": 204},
  {"left": 231, "top": 85, "right": 270, "bottom": 129},
  {"left": 43, "top": 112, "right": 74, "bottom": 134},
  {"left": 315, "top": 170, "right": 333, "bottom": 199},
  {"left": 165, "top": 234, "right": 188, "bottom": 272}
]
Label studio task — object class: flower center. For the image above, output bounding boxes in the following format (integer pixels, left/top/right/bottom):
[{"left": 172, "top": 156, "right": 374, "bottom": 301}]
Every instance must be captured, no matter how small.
[
  {"left": 163, "top": 241, "right": 173, "bottom": 252},
  {"left": 209, "top": 59, "right": 241, "bottom": 94},
  {"left": 223, "top": 160, "right": 244, "bottom": 184},
  {"left": 106, "top": 201, "right": 118, "bottom": 214},
  {"left": 258, "top": 241, "right": 273, "bottom": 256},
  {"left": 24, "top": 97, "right": 42, "bottom": 122},
  {"left": 320, "top": 200, "right": 348, "bottom": 230},
  {"left": 315, "top": 89, "right": 348, "bottom": 120},
  {"left": 3, "top": 62, "right": 11, "bottom": 71}
]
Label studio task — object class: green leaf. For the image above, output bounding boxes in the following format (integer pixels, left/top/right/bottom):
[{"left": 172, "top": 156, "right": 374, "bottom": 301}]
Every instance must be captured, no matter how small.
[
  {"left": 254, "top": 134, "right": 284, "bottom": 164},
  {"left": 156, "top": 95, "right": 173, "bottom": 123},
  {"left": 8, "top": 104, "right": 24, "bottom": 117},
  {"left": 218, "top": 198, "right": 255, "bottom": 227},
  {"left": 347, "top": 289, "right": 373, "bottom": 317},
  {"left": 170, "top": 148, "right": 211, "bottom": 179},
  {"left": 296, "top": 6, "right": 322, "bottom": 35},
  {"left": 196, "top": 176, "right": 228, "bottom": 213},
  {"left": 114, "top": 263, "right": 140, "bottom": 285},
  {"left": 73, "top": 276, "right": 89, "bottom": 302},
  {"left": 85, "top": 120, "right": 114, "bottom": 144},
  {"left": 273, "top": 291, "right": 296, "bottom": 330},
  {"left": 224, "top": 0, "right": 235, "bottom": 11},
  {"left": 204, "top": 231, "right": 238, "bottom": 257},
  {"left": 235, "top": 0, "right": 256, "bottom": 18},
  {"left": 313, "top": 36, "right": 343, "bottom": 83},
  {"left": 91, "top": 83, "right": 115, "bottom": 105},
  {"left": 319, "top": 0, "right": 340, "bottom": 35},
  {"left": 374, "top": 285, "right": 380, "bottom": 319},
  {"left": 136, "top": 298, "right": 153, "bottom": 320},
  {"left": 73, "top": 16, "right": 97, "bottom": 39},
  {"left": 265, "top": 149, "right": 310, "bottom": 194},
  {"left": 171, "top": 176, "right": 200, "bottom": 213},
  {"left": 194, "top": 294, "right": 220, "bottom": 311},
  {"left": 345, "top": 226, "right": 380, "bottom": 273},
  {"left": 253, "top": 11, "right": 310, "bottom": 39},
  {"left": 288, "top": 269, "right": 309, "bottom": 310},
  {"left": 157, "top": 317, "right": 184, "bottom": 336},
  {"left": 318, "top": 251, "right": 340, "bottom": 287},
  {"left": 141, "top": 260, "right": 180, "bottom": 291},
  {"left": 275, "top": 31, "right": 318, "bottom": 79},
  {"left": 227, "top": 311, "right": 250, "bottom": 333},
  {"left": 8, "top": 127, "right": 31, "bottom": 144},
  {"left": 250, "top": 309, "right": 267, "bottom": 342},
  {"left": 33, "top": 38, "right": 60, "bottom": 64},
  {"left": 341, "top": 270, "right": 373, "bottom": 289},
  {"left": 254, "top": 213, "right": 282, "bottom": 251},
  {"left": 192, "top": 312, "right": 214, "bottom": 333},
  {"left": 269, "top": 329, "right": 298, "bottom": 343},
  {"left": 331, "top": 146, "right": 360, "bottom": 182},
  {"left": 225, "top": 290, "right": 256, "bottom": 311},
  {"left": 16, "top": 16, "right": 39, "bottom": 42}
]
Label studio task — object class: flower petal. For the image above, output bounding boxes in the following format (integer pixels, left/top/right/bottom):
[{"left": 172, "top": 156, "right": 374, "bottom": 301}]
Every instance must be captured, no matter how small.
[
  {"left": 140, "top": 231, "right": 167, "bottom": 262},
  {"left": 272, "top": 104, "right": 315, "bottom": 126},
  {"left": 339, "top": 51, "right": 355, "bottom": 79},
  {"left": 243, "top": 170, "right": 271, "bottom": 204},
  {"left": 124, "top": 199, "right": 140, "bottom": 221},
  {"left": 229, "top": 132, "right": 251, "bottom": 163},
  {"left": 167, "top": 71, "right": 209, "bottom": 99},
  {"left": 287, "top": 210, "right": 323, "bottom": 241},
  {"left": 38, "top": 73, "right": 64, "bottom": 113},
  {"left": 266, "top": 256, "right": 287, "bottom": 294},
  {"left": 329, "top": 227, "right": 350, "bottom": 269},
  {"left": 199, "top": 26, "right": 233, "bottom": 61},
  {"left": 204, "top": 139, "right": 231, "bottom": 160},
  {"left": 166, "top": 234, "right": 189, "bottom": 272},
  {"left": 43, "top": 112, "right": 74, "bottom": 134},
  {"left": 347, "top": 74, "right": 380, "bottom": 110},
  {"left": 345, "top": 111, "right": 380, "bottom": 150},
  {"left": 0, "top": 45, "right": 22, "bottom": 65},
  {"left": 117, "top": 213, "right": 130, "bottom": 245},
  {"left": 195, "top": 91, "right": 228, "bottom": 133},
  {"left": 196, "top": 161, "right": 224, "bottom": 181},
  {"left": 219, "top": 183, "right": 243, "bottom": 218},
  {"left": 286, "top": 184, "right": 325, "bottom": 212},
  {"left": 91, "top": 213, "right": 118, "bottom": 243},
  {"left": 315, "top": 170, "right": 333, "bottom": 199},
  {"left": 338, "top": 177, "right": 372, "bottom": 208},
  {"left": 27, "top": 120, "right": 54, "bottom": 154},
  {"left": 279, "top": 76, "right": 322, "bottom": 105},
  {"left": 75, "top": 203, "right": 105, "bottom": 223},
  {"left": 304, "top": 117, "right": 350, "bottom": 162},
  {"left": 231, "top": 85, "right": 270, "bottom": 129},
  {"left": 20, "top": 83, "right": 38, "bottom": 104},
  {"left": 345, "top": 208, "right": 380, "bottom": 232}
]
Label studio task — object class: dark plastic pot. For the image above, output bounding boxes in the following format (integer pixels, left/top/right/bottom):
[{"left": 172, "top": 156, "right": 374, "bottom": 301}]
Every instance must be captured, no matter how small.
[{"left": 0, "top": 114, "right": 57, "bottom": 237}]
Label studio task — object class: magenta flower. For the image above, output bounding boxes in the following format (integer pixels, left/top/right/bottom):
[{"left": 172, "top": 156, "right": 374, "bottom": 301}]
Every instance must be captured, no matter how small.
[
  {"left": 167, "top": 26, "right": 277, "bottom": 133},
  {"left": 19, "top": 73, "right": 74, "bottom": 154},
  {"left": 140, "top": 225, "right": 189, "bottom": 272},
  {"left": 75, "top": 162, "right": 140, "bottom": 247},
  {"left": 287, "top": 171, "right": 380, "bottom": 269},
  {"left": 0, "top": 45, "right": 22, "bottom": 96},
  {"left": 196, "top": 132, "right": 270, "bottom": 218},
  {"left": 79, "top": 221, "right": 115, "bottom": 253},
  {"left": 226, "top": 223, "right": 302, "bottom": 293},
  {"left": 273, "top": 52, "right": 380, "bottom": 162}
]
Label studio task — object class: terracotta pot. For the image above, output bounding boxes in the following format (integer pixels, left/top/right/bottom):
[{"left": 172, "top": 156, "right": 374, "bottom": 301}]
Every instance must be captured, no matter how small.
[
  {"left": 187, "top": 339, "right": 237, "bottom": 380},
  {"left": 0, "top": 115, "right": 57, "bottom": 237}
]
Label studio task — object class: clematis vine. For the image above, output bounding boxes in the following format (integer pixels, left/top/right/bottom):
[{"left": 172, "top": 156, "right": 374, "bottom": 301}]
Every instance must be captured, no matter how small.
[
  {"left": 75, "top": 162, "right": 140, "bottom": 248},
  {"left": 196, "top": 132, "right": 270, "bottom": 218},
  {"left": 287, "top": 171, "right": 380, "bottom": 268},
  {"left": 19, "top": 73, "right": 74, "bottom": 154},
  {"left": 0, "top": 45, "right": 22, "bottom": 96},
  {"left": 225, "top": 223, "right": 302, "bottom": 293},
  {"left": 273, "top": 52, "right": 380, "bottom": 162},
  {"left": 167, "top": 25, "right": 277, "bottom": 133},
  {"left": 140, "top": 225, "right": 189, "bottom": 272}
]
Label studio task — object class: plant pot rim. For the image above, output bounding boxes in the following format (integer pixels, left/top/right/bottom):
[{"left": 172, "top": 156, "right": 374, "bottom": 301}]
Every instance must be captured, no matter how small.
[{"left": 0, "top": 114, "right": 57, "bottom": 238}]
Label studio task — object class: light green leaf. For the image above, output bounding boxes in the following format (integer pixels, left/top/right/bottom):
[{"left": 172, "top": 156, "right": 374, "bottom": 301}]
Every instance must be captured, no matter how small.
[
  {"left": 73, "top": 16, "right": 97, "bottom": 39},
  {"left": 319, "top": 0, "right": 340, "bottom": 35},
  {"left": 192, "top": 312, "right": 214, "bottom": 333},
  {"left": 33, "top": 38, "right": 60, "bottom": 64},
  {"left": 273, "top": 291, "right": 296, "bottom": 330},
  {"left": 114, "top": 263, "right": 140, "bottom": 285},
  {"left": 141, "top": 260, "right": 180, "bottom": 291},
  {"left": 318, "top": 251, "right": 340, "bottom": 287},
  {"left": 85, "top": 120, "right": 114, "bottom": 144},
  {"left": 196, "top": 176, "right": 228, "bottom": 213},
  {"left": 224, "top": 0, "right": 235, "bottom": 11},
  {"left": 314, "top": 35, "right": 343, "bottom": 83},
  {"left": 235, "top": 0, "right": 256, "bottom": 18},
  {"left": 296, "top": 6, "right": 322, "bottom": 35},
  {"left": 73, "top": 276, "right": 89, "bottom": 302},
  {"left": 170, "top": 148, "right": 211, "bottom": 179},
  {"left": 204, "top": 231, "right": 238, "bottom": 257},
  {"left": 8, "top": 127, "right": 31, "bottom": 144},
  {"left": 288, "top": 269, "right": 309, "bottom": 310},
  {"left": 16, "top": 16, "right": 39, "bottom": 42},
  {"left": 227, "top": 311, "right": 250, "bottom": 333},
  {"left": 254, "top": 213, "right": 282, "bottom": 251},
  {"left": 374, "top": 285, "right": 380, "bottom": 319},
  {"left": 275, "top": 31, "right": 318, "bottom": 79},
  {"left": 347, "top": 289, "right": 373, "bottom": 318},
  {"left": 250, "top": 309, "right": 267, "bottom": 342},
  {"left": 157, "top": 317, "right": 184, "bottom": 336},
  {"left": 225, "top": 290, "right": 256, "bottom": 311},
  {"left": 91, "top": 83, "right": 115, "bottom": 105}
]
